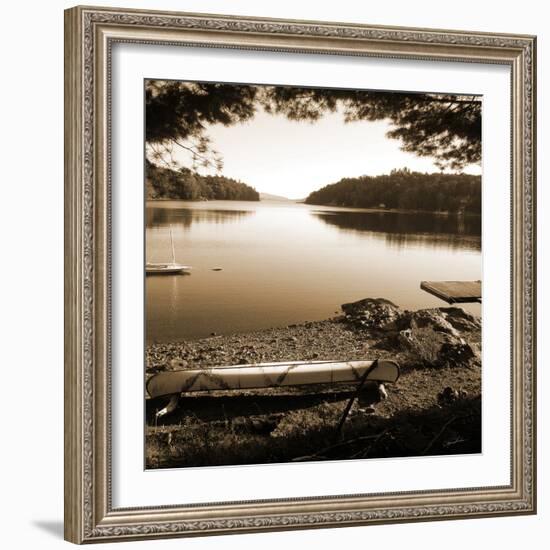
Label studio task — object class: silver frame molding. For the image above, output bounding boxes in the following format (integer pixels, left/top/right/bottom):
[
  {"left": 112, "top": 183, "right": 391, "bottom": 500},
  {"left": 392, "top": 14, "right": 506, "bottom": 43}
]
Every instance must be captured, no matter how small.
[{"left": 64, "top": 5, "right": 537, "bottom": 544}]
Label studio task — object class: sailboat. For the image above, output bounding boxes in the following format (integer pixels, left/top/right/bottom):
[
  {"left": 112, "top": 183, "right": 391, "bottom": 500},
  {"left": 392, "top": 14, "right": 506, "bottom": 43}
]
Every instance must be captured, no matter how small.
[{"left": 146, "top": 225, "right": 192, "bottom": 275}]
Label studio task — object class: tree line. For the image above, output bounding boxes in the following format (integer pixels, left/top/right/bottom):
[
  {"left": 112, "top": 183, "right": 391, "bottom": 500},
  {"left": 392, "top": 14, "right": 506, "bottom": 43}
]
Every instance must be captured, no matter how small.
[
  {"left": 145, "top": 161, "right": 260, "bottom": 201},
  {"left": 305, "top": 169, "right": 481, "bottom": 214}
]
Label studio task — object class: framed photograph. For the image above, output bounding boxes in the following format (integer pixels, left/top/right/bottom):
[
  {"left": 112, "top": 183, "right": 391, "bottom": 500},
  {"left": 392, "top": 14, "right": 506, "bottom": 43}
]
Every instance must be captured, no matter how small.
[{"left": 64, "top": 5, "right": 536, "bottom": 543}]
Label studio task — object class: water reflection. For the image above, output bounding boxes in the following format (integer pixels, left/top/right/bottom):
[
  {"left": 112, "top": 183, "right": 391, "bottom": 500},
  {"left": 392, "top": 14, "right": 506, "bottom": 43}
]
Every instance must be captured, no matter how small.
[
  {"left": 146, "top": 206, "right": 254, "bottom": 229},
  {"left": 313, "top": 210, "right": 481, "bottom": 251},
  {"left": 146, "top": 200, "right": 482, "bottom": 342}
]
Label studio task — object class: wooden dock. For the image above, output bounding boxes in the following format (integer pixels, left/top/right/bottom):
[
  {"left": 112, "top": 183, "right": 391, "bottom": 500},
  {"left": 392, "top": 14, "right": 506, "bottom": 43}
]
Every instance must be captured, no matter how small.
[{"left": 420, "top": 280, "right": 481, "bottom": 304}]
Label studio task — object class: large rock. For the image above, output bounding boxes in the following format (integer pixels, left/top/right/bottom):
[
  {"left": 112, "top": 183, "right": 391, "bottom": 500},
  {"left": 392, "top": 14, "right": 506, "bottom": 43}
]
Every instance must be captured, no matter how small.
[
  {"left": 440, "top": 307, "right": 481, "bottom": 332},
  {"left": 395, "top": 308, "right": 480, "bottom": 368},
  {"left": 341, "top": 298, "right": 401, "bottom": 329},
  {"left": 341, "top": 298, "right": 481, "bottom": 369}
]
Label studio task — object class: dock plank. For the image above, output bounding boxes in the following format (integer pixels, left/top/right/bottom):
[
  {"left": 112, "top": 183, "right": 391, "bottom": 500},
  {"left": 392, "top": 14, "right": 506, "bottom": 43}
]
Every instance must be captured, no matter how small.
[{"left": 420, "top": 280, "right": 481, "bottom": 304}]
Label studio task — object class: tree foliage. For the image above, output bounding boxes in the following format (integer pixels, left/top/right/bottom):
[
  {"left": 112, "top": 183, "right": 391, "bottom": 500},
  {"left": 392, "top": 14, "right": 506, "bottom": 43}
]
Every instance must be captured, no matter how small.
[
  {"left": 146, "top": 81, "right": 258, "bottom": 172},
  {"left": 305, "top": 169, "right": 481, "bottom": 214},
  {"left": 145, "top": 161, "right": 259, "bottom": 201},
  {"left": 146, "top": 81, "right": 481, "bottom": 171}
]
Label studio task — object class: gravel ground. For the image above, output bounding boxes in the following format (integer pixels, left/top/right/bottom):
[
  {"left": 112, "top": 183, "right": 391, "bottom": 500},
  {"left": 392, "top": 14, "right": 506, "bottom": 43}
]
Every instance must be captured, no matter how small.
[
  {"left": 145, "top": 300, "right": 482, "bottom": 469},
  {"left": 146, "top": 318, "right": 375, "bottom": 373}
]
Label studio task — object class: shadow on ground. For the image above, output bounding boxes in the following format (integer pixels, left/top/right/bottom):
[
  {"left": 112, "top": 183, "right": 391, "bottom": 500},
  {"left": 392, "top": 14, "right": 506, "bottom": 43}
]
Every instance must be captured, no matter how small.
[
  {"left": 146, "top": 393, "right": 481, "bottom": 469},
  {"left": 146, "top": 383, "right": 382, "bottom": 425},
  {"left": 33, "top": 520, "right": 64, "bottom": 539}
]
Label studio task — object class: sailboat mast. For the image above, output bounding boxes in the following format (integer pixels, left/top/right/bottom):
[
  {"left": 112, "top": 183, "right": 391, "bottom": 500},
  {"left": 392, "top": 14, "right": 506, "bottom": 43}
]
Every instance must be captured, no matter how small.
[{"left": 169, "top": 225, "right": 176, "bottom": 264}]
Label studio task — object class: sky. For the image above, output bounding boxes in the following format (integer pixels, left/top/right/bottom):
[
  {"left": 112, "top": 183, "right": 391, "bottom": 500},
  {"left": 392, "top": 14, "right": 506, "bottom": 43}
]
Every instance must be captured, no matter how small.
[{"left": 171, "top": 105, "right": 481, "bottom": 200}]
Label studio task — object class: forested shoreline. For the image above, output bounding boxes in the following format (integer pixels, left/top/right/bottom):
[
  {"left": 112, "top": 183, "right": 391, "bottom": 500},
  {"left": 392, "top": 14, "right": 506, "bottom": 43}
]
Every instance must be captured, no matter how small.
[
  {"left": 146, "top": 163, "right": 481, "bottom": 214},
  {"left": 305, "top": 169, "right": 481, "bottom": 214},
  {"left": 146, "top": 161, "right": 260, "bottom": 201}
]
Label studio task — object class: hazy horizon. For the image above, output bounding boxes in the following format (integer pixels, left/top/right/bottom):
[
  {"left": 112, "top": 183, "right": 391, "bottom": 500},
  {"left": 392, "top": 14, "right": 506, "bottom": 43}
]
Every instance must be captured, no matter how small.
[{"left": 167, "top": 106, "right": 481, "bottom": 200}]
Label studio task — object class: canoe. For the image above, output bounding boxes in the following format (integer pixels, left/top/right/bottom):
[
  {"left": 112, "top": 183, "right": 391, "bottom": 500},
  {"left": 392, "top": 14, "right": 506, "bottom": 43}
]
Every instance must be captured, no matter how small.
[{"left": 146, "top": 359, "right": 399, "bottom": 398}]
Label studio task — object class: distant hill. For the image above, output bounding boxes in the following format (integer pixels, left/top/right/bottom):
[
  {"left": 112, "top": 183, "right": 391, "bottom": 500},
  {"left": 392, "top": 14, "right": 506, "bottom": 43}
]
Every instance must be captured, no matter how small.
[{"left": 259, "top": 192, "right": 292, "bottom": 202}]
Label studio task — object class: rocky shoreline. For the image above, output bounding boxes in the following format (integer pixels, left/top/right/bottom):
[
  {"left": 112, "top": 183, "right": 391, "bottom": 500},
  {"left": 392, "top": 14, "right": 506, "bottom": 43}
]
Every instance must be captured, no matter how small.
[{"left": 146, "top": 298, "right": 481, "bottom": 469}]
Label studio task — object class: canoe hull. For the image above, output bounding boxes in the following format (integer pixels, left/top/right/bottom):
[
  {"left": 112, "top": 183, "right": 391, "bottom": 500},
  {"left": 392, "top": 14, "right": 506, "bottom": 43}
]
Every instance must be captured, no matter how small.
[{"left": 147, "top": 359, "right": 399, "bottom": 398}]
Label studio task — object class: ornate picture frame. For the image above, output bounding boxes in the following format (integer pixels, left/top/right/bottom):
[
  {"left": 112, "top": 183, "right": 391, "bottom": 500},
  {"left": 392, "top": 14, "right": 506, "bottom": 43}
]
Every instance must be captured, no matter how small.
[{"left": 64, "top": 5, "right": 536, "bottom": 543}]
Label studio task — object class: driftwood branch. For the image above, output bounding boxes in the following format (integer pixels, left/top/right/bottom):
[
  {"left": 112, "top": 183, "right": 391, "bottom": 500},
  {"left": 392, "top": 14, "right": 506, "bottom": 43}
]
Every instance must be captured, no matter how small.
[
  {"left": 292, "top": 432, "right": 388, "bottom": 462},
  {"left": 349, "top": 428, "right": 390, "bottom": 459},
  {"left": 421, "top": 412, "right": 480, "bottom": 456},
  {"left": 421, "top": 416, "right": 458, "bottom": 455}
]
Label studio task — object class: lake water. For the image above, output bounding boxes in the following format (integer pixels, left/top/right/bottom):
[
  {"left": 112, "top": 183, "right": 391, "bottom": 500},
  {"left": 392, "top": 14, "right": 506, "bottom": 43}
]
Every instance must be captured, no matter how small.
[{"left": 146, "top": 200, "right": 481, "bottom": 342}]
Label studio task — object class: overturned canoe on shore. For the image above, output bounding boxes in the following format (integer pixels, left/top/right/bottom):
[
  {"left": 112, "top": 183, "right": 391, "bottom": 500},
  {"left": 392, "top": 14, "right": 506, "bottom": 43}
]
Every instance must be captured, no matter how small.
[{"left": 146, "top": 359, "right": 399, "bottom": 399}]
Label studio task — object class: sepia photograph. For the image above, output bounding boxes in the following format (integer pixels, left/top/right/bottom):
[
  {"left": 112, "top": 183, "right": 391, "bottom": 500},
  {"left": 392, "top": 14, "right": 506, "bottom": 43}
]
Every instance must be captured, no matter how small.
[{"left": 144, "top": 80, "right": 482, "bottom": 470}]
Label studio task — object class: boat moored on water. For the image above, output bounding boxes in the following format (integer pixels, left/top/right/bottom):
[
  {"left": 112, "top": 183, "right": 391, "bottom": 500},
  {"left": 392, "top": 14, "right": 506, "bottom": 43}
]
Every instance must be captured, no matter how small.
[
  {"left": 146, "top": 263, "right": 192, "bottom": 275},
  {"left": 146, "top": 224, "right": 191, "bottom": 275}
]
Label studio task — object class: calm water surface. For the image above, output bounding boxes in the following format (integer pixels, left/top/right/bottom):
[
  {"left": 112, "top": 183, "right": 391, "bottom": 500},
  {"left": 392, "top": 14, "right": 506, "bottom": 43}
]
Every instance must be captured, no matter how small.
[{"left": 146, "top": 200, "right": 481, "bottom": 342}]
